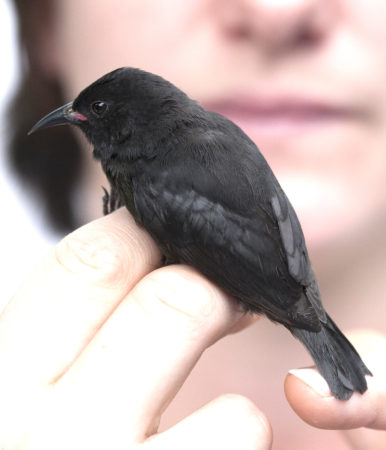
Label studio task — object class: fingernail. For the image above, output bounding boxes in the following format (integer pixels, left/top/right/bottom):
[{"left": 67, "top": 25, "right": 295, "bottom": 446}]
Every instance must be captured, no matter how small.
[{"left": 289, "top": 368, "right": 332, "bottom": 397}]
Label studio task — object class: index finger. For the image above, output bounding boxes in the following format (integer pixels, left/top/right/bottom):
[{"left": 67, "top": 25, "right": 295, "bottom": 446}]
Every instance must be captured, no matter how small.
[{"left": 0, "top": 208, "right": 161, "bottom": 386}]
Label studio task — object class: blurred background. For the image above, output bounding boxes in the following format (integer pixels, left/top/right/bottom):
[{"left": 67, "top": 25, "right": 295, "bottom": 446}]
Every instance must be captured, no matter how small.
[{"left": 0, "top": 0, "right": 58, "bottom": 304}]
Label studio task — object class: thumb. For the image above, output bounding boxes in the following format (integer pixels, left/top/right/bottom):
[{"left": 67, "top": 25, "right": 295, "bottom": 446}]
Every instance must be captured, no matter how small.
[{"left": 284, "top": 331, "right": 386, "bottom": 433}]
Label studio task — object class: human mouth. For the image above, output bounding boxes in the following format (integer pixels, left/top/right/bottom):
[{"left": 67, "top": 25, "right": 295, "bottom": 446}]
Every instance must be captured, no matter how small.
[{"left": 202, "top": 95, "right": 364, "bottom": 139}]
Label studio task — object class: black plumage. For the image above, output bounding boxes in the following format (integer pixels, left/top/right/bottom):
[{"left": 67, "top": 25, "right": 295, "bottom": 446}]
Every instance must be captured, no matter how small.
[{"left": 30, "top": 67, "right": 371, "bottom": 399}]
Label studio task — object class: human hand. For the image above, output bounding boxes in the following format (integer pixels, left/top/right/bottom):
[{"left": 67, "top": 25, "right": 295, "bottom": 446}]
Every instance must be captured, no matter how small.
[
  {"left": 285, "top": 331, "right": 386, "bottom": 449},
  {"left": 0, "top": 208, "right": 272, "bottom": 450}
]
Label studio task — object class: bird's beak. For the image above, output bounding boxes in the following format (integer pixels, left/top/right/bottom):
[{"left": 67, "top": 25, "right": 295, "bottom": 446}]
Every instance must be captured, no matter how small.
[{"left": 28, "top": 102, "right": 88, "bottom": 135}]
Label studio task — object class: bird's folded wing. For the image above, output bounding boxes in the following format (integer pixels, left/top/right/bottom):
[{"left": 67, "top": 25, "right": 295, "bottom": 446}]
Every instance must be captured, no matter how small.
[{"left": 134, "top": 171, "right": 321, "bottom": 330}]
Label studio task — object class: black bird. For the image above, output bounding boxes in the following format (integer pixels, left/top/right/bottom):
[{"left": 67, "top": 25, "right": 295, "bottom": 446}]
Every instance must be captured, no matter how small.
[{"left": 30, "top": 67, "right": 371, "bottom": 399}]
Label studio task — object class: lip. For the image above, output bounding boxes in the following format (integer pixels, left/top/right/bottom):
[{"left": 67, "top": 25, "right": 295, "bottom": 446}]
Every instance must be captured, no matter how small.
[{"left": 202, "top": 94, "right": 364, "bottom": 139}]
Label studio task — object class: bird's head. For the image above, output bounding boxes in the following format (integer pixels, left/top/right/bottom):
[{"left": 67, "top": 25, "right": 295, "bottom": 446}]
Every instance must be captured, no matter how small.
[{"left": 29, "top": 67, "right": 194, "bottom": 162}]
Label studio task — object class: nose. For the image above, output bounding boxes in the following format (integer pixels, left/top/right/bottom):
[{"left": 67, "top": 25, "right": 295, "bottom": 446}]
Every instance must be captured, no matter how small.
[{"left": 212, "top": 0, "right": 336, "bottom": 53}]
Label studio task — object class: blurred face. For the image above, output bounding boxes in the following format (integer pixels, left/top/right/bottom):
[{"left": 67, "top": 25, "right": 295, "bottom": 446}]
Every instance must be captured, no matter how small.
[{"left": 48, "top": 0, "right": 386, "bottom": 250}]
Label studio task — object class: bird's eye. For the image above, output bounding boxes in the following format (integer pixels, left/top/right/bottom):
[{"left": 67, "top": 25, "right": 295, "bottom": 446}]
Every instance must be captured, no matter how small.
[{"left": 91, "top": 101, "right": 108, "bottom": 117}]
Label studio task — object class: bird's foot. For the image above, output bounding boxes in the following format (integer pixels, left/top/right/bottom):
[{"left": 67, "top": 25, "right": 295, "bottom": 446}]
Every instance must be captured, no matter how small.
[{"left": 102, "top": 186, "right": 122, "bottom": 215}]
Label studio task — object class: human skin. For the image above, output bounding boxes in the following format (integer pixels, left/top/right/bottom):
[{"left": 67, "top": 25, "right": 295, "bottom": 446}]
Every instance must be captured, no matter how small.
[
  {"left": 11, "top": 0, "right": 386, "bottom": 447},
  {"left": 0, "top": 209, "right": 272, "bottom": 449},
  {"left": 1, "top": 209, "right": 385, "bottom": 449}
]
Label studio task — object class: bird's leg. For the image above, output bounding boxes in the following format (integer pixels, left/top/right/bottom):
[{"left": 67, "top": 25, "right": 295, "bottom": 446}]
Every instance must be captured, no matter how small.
[
  {"left": 102, "top": 187, "right": 111, "bottom": 215},
  {"left": 111, "top": 187, "right": 124, "bottom": 212},
  {"left": 102, "top": 186, "right": 124, "bottom": 215}
]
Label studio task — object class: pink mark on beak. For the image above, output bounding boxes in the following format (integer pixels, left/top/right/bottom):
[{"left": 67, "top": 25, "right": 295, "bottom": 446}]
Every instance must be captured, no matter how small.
[{"left": 73, "top": 111, "right": 88, "bottom": 122}]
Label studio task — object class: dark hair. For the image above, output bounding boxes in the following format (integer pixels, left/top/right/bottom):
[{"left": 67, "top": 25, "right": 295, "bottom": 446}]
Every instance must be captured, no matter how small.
[{"left": 7, "top": 0, "right": 83, "bottom": 233}]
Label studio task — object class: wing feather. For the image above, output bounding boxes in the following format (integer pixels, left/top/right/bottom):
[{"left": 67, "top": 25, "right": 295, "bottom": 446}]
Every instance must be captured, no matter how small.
[{"left": 128, "top": 121, "right": 323, "bottom": 330}]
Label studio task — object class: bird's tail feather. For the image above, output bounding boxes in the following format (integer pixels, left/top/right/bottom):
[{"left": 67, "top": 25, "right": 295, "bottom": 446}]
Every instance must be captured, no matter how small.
[{"left": 290, "top": 314, "right": 372, "bottom": 400}]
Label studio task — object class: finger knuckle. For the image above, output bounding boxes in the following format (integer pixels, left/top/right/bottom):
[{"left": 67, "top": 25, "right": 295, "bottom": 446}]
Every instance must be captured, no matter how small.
[
  {"left": 134, "top": 266, "right": 224, "bottom": 330},
  {"left": 216, "top": 394, "right": 272, "bottom": 448},
  {"left": 54, "top": 229, "right": 128, "bottom": 287},
  {"left": 148, "top": 268, "right": 218, "bottom": 316}
]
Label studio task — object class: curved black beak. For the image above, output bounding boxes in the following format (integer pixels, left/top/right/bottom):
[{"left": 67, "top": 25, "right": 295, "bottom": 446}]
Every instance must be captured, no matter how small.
[{"left": 28, "top": 102, "right": 88, "bottom": 135}]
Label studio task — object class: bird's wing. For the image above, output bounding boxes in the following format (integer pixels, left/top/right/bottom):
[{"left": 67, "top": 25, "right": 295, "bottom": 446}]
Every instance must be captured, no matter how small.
[
  {"left": 133, "top": 129, "right": 322, "bottom": 330},
  {"left": 270, "top": 188, "right": 327, "bottom": 323}
]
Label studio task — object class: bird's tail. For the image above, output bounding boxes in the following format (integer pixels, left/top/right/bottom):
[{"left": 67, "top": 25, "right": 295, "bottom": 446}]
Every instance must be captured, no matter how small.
[{"left": 290, "top": 314, "right": 372, "bottom": 400}]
